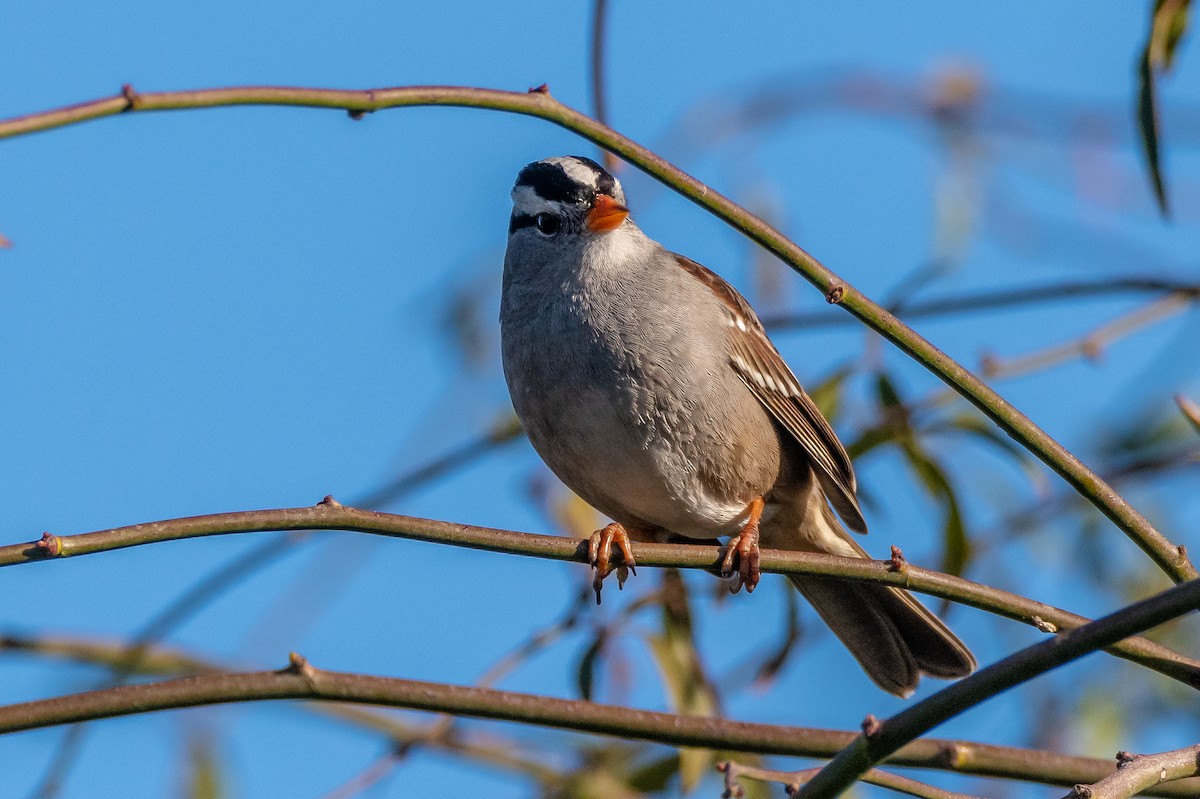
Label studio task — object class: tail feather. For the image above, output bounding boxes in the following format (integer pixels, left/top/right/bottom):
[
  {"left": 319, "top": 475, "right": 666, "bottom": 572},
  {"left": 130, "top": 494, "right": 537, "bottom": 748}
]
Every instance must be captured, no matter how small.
[
  {"left": 763, "top": 473, "right": 976, "bottom": 697},
  {"left": 790, "top": 575, "right": 974, "bottom": 697}
]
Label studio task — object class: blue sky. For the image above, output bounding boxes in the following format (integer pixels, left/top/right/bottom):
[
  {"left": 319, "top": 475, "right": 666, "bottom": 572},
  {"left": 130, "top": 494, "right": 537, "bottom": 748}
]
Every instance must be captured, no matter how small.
[{"left": 2, "top": 3, "right": 1198, "bottom": 797}]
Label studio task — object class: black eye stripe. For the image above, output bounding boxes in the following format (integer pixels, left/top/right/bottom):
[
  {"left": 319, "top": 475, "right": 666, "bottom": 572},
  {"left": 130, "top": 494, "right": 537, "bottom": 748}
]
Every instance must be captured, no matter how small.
[{"left": 509, "top": 213, "right": 536, "bottom": 234}]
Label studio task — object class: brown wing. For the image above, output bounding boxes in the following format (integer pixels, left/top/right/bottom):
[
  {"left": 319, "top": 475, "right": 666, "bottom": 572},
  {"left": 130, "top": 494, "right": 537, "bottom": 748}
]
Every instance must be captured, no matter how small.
[{"left": 674, "top": 254, "right": 867, "bottom": 533}]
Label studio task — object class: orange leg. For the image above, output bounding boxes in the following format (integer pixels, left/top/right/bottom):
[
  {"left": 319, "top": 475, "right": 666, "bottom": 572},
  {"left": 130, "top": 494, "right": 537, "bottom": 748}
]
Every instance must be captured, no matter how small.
[
  {"left": 721, "top": 497, "right": 764, "bottom": 594},
  {"left": 587, "top": 522, "right": 638, "bottom": 604}
]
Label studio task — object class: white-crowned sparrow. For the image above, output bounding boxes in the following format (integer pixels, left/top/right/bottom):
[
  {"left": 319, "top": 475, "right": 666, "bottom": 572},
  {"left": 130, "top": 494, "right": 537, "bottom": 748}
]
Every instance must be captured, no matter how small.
[{"left": 500, "top": 155, "right": 975, "bottom": 696}]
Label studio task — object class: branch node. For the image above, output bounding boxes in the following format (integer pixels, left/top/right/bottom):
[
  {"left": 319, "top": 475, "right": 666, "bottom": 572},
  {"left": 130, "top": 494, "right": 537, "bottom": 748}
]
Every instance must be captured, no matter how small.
[
  {"left": 317, "top": 495, "right": 343, "bottom": 509},
  {"left": 282, "top": 651, "right": 316, "bottom": 679},
  {"left": 980, "top": 352, "right": 998, "bottom": 378},
  {"left": 887, "top": 545, "right": 907, "bottom": 573},
  {"left": 528, "top": 83, "right": 550, "bottom": 95},
  {"left": 861, "top": 714, "right": 883, "bottom": 739},
  {"left": 1071, "top": 783, "right": 1094, "bottom": 799},
  {"left": 938, "top": 741, "right": 968, "bottom": 768},
  {"left": 347, "top": 109, "right": 369, "bottom": 121},
  {"left": 1031, "top": 615, "right": 1058, "bottom": 633},
  {"left": 1115, "top": 750, "right": 1141, "bottom": 768},
  {"left": 716, "top": 761, "right": 746, "bottom": 798},
  {"left": 825, "top": 285, "right": 845, "bottom": 305},
  {"left": 120, "top": 83, "right": 140, "bottom": 111},
  {"left": 35, "top": 532, "right": 63, "bottom": 558}
]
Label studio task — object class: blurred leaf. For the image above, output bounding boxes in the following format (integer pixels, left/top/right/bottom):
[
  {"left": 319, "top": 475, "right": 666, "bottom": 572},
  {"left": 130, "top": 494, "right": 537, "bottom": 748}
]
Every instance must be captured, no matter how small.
[
  {"left": 645, "top": 571, "right": 720, "bottom": 794},
  {"left": 807, "top": 366, "right": 853, "bottom": 422},
  {"left": 555, "top": 490, "right": 604, "bottom": 540},
  {"left": 874, "top": 372, "right": 908, "bottom": 419},
  {"left": 750, "top": 589, "right": 803, "bottom": 690},
  {"left": 184, "top": 735, "right": 224, "bottom": 799},
  {"left": 875, "top": 372, "right": 972, "bottom": 577},
  {"left": 844, "top": 423, "right": 900, "bottom": 460},
  {"left": 1137, "top": 0, "right": 1190, "bottom": 216},
  {"left": 625, "top": 754, "right": 679, "bottom": 793},
  {"left": 1176, "top": 393, "right": 1200, "bottom": 435},
  {"left": 576, "top": 629, "right": 608, "bottom": 701},
  {"left": 938, "top": 412, "right": 1046, "bottom": 491},
  {"left": 1076, "top": 687, "right": 1128, "bottom": 757},
  {"left": 904, "top": 445, "right": 971, "bottom": 578}
]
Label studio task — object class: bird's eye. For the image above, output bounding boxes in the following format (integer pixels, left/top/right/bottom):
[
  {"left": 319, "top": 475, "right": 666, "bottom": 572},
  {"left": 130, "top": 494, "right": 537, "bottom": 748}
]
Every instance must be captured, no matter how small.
[{"left": 534, "top": 213, "right": 561, "bottom": 236}]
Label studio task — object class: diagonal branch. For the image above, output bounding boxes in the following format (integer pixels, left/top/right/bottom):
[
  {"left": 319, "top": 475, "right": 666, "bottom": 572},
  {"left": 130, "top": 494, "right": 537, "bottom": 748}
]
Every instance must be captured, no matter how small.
[
  {"left": 1, "top": 653, "right": 1198, "bottom": 797},
  {"left": 794, "top": 577, "right": 1200, "bottom": 799},
  {"left": 1, "top": 501, "right": 1197, "bottom": 688},
  {"left": 1068, "top": 746, "right": 1200, "bottom": 799},
  {"left": 0, "top": 84, "right": 1191, "bottom": 583},
  {"left": 718, "top": 760, "right": 983, "bottom": 799}
]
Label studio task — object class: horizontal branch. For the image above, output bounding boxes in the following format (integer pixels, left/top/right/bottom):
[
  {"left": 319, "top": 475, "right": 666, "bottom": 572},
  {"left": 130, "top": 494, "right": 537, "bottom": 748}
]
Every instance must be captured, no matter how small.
[
  {"left": 2, "top": 501, "right": 1197, "bottom": 688},
  {"left": 0, "top": 83, "right": 1191, "bottom": 583},
  {"left": 761, "top": 278, "right": 1200, "bottom": 330},
  {"left": 1, "top": 653, "right": 1197, "bottom": 797},
  {"left": 0, "top": 632, "right": 562, "bottom": 783},
  {"left": 719, "top": 760, "right": 982, "bottom": 799},
  {"left": 796, "top": 576, "right": 1200, "bottom": 799}
]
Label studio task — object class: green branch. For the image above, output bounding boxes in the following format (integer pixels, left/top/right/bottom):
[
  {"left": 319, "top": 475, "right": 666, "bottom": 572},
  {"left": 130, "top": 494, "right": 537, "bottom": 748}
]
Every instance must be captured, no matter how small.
[
  {"left": 795, "top": 577, "right": 1200, "bottom": 799},
  {"left": 0, "top": 83, "right": 1191, "bottom": 583},
  {"left": 2, "top": 500, "right": 1197, "bottom": 688},
  {"left": 1, "top": 652, "right": 1197, "bottom": 797}
]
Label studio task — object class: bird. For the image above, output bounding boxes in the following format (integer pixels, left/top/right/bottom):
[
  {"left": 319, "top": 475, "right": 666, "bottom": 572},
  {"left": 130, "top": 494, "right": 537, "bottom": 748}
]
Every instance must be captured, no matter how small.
[{"left": 499, "top": 155, "right": 975, "bottom": 696}]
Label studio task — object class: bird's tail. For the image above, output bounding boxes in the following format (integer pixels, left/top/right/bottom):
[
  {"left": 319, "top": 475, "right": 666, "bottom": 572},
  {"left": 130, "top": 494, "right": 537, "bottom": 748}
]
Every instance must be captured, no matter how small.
[{"left": 765, "top": 483, "right": 975, "bottom": 697}]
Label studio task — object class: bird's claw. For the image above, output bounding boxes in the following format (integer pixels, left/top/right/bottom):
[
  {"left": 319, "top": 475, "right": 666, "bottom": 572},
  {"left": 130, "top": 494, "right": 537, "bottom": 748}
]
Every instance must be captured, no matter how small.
[
  {"left": 588, "top": 522, "right": 637, "bottom": 604},
  {"left": 721, "top": 509, "right": 762, "bottom": 593}
]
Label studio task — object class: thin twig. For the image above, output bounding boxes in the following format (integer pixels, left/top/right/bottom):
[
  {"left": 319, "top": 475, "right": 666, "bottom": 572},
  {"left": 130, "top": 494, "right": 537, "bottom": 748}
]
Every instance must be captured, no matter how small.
[
  {"left": 794, "top": 577, "right": 1200, "bottom": 799},
  {"left": 0, "top": 633, "right": 562, "bottom": 783},
  {"left": 0, "top": 84, "right": 1189, "bottom": 581},
  {"left": 314, "top": 747, "right": 402, "bottom": 799},
  {"left": 589, "top": 0, "right": 618, "bottom": 172},
  {"left": 762, "top": 278, "right": 1200, "bottom": 331},
  {"left": 980, "top": 293, "right": 1194, "bottom": 380},
  {"left": 1, "top": 654, "right": 1198, "bottom": 797},
  {"left": 2, "top": 502, "right": 1197, "bottom": 688},
  {"left": 25, "top": 424, "right": 525, "bottom": 799},
  {"left": 718, "top": 760, "right": 982, "bottom": 799}
]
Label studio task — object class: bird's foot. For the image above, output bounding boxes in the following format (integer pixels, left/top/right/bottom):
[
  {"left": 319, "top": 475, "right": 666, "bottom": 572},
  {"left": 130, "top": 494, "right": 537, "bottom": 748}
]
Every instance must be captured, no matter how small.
[
  {"left": 588, "top": 522, "right": 637, "bottom": 604},
  {"left": 721, "top": 498, "right": 764, "bottom": 593}
]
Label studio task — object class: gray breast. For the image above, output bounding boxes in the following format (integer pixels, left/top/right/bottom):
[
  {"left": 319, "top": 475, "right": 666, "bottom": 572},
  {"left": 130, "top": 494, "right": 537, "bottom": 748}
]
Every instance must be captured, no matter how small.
[{"left": 500, "top": 235, "right": 784, "bottom": 537}]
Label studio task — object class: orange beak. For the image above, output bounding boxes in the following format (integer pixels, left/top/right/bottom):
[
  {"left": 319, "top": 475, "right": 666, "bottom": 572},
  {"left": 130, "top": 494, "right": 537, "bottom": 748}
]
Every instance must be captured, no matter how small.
[{"left": 585, "top": 194, "right": 629, "bottom": 233}]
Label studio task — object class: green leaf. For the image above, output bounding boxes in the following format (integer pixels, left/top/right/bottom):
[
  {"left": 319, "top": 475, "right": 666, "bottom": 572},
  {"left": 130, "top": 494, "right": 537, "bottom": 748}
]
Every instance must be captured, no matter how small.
[
  {"left": 939, "top": 412, "right": 1045, "bottom": 489},
  {"left": 1137, "top": 50, "right": 1169, "bottom": 216},
  {"left": 751, "top": 589, "right": 803, "bottom": 689},
  {"left": 807, "top": 366, "right": 852, "bottom": 422},
  {"left": 576, "top": 630, "right": 608, "bottom": 701},
  {"left": 902, "top": 442, "right": 971, "bottom": 578},
  {"left": 625, "top": 754, "right": 680, "bottom": 792},
  {"left": 645, "top": 571, "right": 720, "bottom": 794},
  {"left": 1137, "top": 0, "right": 1190, "bottom": 217},
  {"left": 185, "top": 735, "right": 224, "bottom": 799}
]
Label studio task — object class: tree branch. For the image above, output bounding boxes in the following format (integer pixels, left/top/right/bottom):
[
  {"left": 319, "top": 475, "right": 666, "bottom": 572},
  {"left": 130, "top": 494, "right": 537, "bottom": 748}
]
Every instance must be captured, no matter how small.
[
  {"left": 794, "top": 577, "right": 1200, "bottom": 799},
  {"left": 1068, "top": 746, "right": 1200, "bottom": 799},
  {"left": 0, "top": 633, "right": 563, "bottom": 783},
  {"left": 2, "top": 501, "right": 1197, "bottom": 688},
  {"left": 718, "top": 760, "right": 982, "bottom": 799},
  {"left": 1, "top": 653, "right": 1198, "bottom": 797},
  {"left": 761, "top": 278, "right": 1200, "bottom": 330},
  {"left": 0, "top": 83, "right": 1191, "bottom": 582}
]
